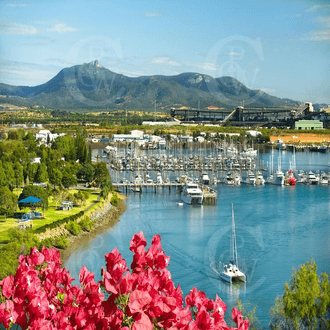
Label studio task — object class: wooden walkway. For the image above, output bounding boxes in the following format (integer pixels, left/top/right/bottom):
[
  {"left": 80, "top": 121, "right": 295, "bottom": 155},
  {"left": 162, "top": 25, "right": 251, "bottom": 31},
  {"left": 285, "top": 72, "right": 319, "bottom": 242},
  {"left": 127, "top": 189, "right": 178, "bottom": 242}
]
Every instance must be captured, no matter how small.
[{"left": 113, "top": 182, "right": 217, "bottom": 204}]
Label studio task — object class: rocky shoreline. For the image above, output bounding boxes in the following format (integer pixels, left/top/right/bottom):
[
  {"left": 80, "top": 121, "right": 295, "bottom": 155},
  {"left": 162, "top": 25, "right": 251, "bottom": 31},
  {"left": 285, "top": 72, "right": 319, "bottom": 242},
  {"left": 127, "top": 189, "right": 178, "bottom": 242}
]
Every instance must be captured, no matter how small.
[{"left": 59, "top": 198, "right": 126, "bottom": 264}]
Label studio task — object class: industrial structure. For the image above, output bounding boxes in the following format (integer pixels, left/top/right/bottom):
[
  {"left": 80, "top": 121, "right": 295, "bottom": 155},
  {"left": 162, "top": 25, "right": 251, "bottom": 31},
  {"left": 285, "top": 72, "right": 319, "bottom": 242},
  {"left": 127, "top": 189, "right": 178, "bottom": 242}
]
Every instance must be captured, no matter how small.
[{"left": 170, "top": 102, "right": 330, "bottom": 128}]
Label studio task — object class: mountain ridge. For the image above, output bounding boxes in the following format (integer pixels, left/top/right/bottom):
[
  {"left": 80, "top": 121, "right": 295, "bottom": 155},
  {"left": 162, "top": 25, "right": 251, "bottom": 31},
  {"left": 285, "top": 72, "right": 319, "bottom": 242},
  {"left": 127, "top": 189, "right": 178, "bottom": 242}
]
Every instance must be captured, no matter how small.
[{"left": 0, "top": 61, "right": 299, "bottom": 109}]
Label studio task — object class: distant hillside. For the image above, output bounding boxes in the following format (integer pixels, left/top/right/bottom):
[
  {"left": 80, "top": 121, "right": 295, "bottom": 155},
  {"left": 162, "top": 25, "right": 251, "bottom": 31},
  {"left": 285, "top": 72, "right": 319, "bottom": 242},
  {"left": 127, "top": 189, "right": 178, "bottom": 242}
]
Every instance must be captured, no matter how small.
[{"left": 0, "top": 60, "right": 299, "bottom": 110}]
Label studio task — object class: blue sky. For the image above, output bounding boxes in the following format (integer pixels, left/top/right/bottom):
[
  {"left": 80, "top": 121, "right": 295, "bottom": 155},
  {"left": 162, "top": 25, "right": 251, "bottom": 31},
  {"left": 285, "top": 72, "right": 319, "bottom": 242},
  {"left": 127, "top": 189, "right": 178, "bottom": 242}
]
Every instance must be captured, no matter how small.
[{"left": 0, "top": 0, "right": 329, "bottom": 104}]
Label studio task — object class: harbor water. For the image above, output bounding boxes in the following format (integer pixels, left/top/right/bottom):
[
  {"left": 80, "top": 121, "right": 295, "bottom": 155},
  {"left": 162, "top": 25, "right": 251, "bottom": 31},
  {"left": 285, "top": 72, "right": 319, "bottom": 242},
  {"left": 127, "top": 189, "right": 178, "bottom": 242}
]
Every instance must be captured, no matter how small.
[{"left": 65, "top": 149, "right": 330, "bottom": 327}]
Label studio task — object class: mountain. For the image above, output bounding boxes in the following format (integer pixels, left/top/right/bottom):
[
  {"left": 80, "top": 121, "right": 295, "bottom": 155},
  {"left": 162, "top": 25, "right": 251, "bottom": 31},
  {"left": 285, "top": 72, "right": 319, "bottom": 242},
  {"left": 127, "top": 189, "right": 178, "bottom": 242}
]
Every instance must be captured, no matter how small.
[{"left": 0, "top": 60, "right": 299, "bottom": 110}]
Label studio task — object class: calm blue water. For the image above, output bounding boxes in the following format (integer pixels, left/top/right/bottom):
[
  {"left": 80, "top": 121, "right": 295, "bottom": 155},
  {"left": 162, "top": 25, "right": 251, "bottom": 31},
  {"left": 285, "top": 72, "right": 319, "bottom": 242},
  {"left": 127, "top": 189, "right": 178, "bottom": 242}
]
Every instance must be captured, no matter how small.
[{"left": 65, "top": 149, "right": 330, "bottom": 328}]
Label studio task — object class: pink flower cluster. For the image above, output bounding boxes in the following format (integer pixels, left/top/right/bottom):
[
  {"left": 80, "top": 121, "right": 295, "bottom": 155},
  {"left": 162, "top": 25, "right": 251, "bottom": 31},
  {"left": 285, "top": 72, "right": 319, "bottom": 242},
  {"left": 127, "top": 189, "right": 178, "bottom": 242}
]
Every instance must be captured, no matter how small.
[{"left": 0, "top": 232, "right": 249, "bottom": 330}]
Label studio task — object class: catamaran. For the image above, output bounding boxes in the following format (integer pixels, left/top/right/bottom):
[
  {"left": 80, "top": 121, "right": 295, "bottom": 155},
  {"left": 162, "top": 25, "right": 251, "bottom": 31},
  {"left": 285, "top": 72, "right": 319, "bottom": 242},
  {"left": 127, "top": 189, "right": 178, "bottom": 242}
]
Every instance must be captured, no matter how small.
[{"left": 219, "top": 205, "right": 246, "bottom": 283}]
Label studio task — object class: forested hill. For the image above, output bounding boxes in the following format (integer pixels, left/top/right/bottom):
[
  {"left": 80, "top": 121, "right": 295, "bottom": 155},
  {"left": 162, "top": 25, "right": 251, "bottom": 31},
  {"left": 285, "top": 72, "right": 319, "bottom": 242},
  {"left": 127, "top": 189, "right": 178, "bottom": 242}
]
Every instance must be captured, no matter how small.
[{"left": 0, "top": 60, "right": 298, "bottom": 110}]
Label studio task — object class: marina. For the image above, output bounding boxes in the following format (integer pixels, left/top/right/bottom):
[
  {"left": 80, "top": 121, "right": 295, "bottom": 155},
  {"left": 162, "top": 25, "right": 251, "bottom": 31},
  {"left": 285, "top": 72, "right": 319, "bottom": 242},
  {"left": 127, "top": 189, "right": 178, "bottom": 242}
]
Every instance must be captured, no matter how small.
[
  {"left": 104, "top": 142, "right": 330, "bottom": 192},
  {"left": 66, "top": 148, "right": 330, "bottom": 327}
]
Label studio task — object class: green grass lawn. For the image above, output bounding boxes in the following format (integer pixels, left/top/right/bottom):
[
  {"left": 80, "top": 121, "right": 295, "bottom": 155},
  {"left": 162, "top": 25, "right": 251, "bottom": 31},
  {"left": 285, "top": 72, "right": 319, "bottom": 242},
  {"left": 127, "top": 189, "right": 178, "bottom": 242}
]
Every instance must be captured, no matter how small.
[{"left": 0, "top": 189, "right": 101, "bottom": 244}]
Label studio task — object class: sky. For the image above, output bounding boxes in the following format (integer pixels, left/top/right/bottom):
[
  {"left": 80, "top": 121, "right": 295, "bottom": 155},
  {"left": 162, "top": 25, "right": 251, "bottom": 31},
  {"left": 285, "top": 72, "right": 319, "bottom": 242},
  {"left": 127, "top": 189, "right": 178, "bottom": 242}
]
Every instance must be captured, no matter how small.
[{"left": 0, "top": 0, "right": 329, "bottom": 104}]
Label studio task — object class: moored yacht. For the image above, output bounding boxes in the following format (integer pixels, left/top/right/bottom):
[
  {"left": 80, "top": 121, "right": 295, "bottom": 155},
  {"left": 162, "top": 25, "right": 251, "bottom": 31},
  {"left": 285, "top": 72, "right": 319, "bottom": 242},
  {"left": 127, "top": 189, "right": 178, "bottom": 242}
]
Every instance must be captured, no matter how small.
[
  {"left": 320, "top": 172, "right": 329, "bottom": 184},
  {"left": 276, "top": 139, "right": 286, "bottom": 150},
  {"left": 241, "top": 147, "right": 258, "bottom": 157},
  {"left": 255, "top": 171, "right": 265, "bottom": 185},
  {"left": 233, "top": 172, "right": 241, "bottom": 185},
  {"left": 181, "top": 182, "right": 203, "bottom": 205},
  {"left": 156, "top": 172, "right": 163, "bottom": 184},
  {"left": 245, "top": 171, "right": 256, "bottom": 185},
  {"left": 306, "top": 171, "right": 319, "bottom": 185},
  {"left": 201, "top": 173, "right": 210, "bottom": 185},
  {"left": 267, "top": 169, "right": 285, "bottom": 185},
  {"left": 133, "top": 174, "right": 144, "bottom": 185},
  {"left": 226, "top": 172, "right": 235, "bottom": 185}
]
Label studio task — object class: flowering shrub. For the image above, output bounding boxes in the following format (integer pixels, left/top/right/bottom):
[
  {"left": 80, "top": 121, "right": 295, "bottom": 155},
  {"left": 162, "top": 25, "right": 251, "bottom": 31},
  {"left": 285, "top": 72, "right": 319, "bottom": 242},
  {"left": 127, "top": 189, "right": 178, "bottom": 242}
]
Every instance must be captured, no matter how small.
[{"left": 0, "top": 232, "right": 249, "bottom": 330}]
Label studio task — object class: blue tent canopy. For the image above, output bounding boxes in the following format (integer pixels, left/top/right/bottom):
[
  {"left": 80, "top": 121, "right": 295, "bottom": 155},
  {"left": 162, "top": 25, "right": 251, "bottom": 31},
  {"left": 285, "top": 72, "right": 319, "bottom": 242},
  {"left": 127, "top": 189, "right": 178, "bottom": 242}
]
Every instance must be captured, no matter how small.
[{"left": 18, "top": 196, "right": 42, "bottom": 204}]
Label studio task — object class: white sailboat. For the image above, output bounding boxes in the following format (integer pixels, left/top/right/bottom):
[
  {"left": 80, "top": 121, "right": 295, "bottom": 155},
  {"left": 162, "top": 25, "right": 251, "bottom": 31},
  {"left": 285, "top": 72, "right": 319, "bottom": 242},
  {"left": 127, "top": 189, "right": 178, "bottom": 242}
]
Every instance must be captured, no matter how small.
[{"left": 219, "top": 205, "right": 246, "bottom": 283}]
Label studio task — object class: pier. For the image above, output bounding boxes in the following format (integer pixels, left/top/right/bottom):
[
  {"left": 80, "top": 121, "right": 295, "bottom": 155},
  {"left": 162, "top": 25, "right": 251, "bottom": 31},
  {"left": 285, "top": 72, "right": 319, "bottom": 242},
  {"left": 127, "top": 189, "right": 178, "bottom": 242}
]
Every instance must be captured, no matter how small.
[{"left": 112, "top": 181, "right": 217, "bottom": 205}]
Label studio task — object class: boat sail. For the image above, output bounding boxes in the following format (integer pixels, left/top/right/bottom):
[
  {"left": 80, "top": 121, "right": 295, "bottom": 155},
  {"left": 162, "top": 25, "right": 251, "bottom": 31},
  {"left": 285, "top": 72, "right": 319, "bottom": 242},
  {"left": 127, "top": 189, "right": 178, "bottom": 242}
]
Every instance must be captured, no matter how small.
[{"left": 219, "top": 204, "right": 246, "bottom": 283}]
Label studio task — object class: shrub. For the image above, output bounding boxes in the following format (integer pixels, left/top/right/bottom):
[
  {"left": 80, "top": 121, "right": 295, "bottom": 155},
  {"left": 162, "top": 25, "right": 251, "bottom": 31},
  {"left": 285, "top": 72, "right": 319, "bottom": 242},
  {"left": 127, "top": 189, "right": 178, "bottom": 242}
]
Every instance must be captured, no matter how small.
[
  {"left": 65, "top": 221, "right": 82, "bottom": 236},
  {"left": 54, "top": 236, "right": 69, "bottom": 249},
  {"left": 34, "top": 211, "right": 84, "bottom": 234},
  {"left": 39, "top": 237, "right": 53, "bottom": 249},
  {"left": 79, "top": 216, "right": 93, "bottom": 232},
  {"left": 110, "top": 192, "right": 119, "bottom": 206}
]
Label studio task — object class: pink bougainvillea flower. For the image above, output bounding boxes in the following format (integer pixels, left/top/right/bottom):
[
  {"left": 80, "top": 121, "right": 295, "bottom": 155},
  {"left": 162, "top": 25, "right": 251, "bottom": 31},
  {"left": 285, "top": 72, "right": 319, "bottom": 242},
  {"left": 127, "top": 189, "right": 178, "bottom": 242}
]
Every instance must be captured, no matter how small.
[
  {"left": 27, "top": 246, "right": 45, "bottom": 267},
  {"left": 129, "top": 290, "right": 152, "bottom": 314},
  {"left": 132, "top": 311, "right": 153, "bottom": 330},
  {"left": 130, "top": 232, "right": 147, "bottom": 254},
  {"left": 232, "top": 307, "right": 249, "bottom": 330},
  {"left": 0, "top": 234, "right": 249, "bottom": 330},
  {"left": 185, "top": 287, "right": 207, "bottom": 309},
  {"left": 0, "top": 275, "right": 14, "bottom": 299}
]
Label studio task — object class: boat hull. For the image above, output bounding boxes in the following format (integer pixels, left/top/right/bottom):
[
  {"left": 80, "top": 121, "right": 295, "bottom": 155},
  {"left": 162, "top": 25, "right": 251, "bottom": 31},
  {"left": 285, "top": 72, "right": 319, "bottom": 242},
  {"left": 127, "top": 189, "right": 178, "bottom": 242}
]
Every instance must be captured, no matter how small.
[
  {"left": 181, "top": 192, "right": 203, "bottom": 205},
  {"left": 219, "top": 270, "right": 246, "bottom": 283}
]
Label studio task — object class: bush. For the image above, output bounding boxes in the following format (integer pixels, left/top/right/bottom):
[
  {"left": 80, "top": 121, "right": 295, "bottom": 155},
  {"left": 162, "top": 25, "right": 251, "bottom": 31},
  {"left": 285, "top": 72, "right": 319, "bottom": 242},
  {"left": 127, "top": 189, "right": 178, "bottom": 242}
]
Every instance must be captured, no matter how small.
[
  {"left": 34, "top": 210, "right": 84, "bottom": 234},
  {"left": 54, "top": 236, "right": 69, "bottom": 249},
  {"left": 110, "top": 192, "right": 119, "bottom": 206},
  {"left": 65, "top": 221, "right": 82, "bottom": 236},
  {"left": 39, "top": 237, "right": 53, "bottom": 249},
  {"left": 0, "top": 230, "right": 40, "bottom": 280},
  {"left": 79, "top": 216, "right": 93, "bottom": 232}
]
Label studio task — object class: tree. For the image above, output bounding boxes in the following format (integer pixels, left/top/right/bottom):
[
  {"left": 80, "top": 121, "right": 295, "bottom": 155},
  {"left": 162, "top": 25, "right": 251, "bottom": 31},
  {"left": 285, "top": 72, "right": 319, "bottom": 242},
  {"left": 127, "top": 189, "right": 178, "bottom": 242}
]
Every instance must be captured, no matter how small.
[
  {"left": 62, "top": 170, "right": 77, "bottom": 188},
  {"left": 7, "top": 130, "right": 21, "bottom": 140},
  {"left": 24, "top": 163, "right": 38, "bottom": 185},
  {"left": 52, "top": 135, "right": 76, "bottom": 162},
  {"left": 270, "top": 259, "right": 330, "bottom": 330},
  {"left": 77, "top": 162, "right": 95, "bottom": 183},
  {"left": 18, "top": 185, "right": 48, "bottom": 210},
  {"left": 3, "top": 161, "right": 15, "bottom": 189},
  {"left": 48, "top": 166, "right": 63, "bottom": 189},
  {"left": 75, "top": 129, "right": 88, "bottom": 164},
  {"left": 0, "top": 186, "right": 17, "bottom": 215},
  {"left": 13, "top": 161, "right": 24, "bottom": 188},
  {"left": 93, "top": 162, "right": 112, "bottom": 189},
  {"left": 0, "top": 161, "right": 7, "bottom": 187},
  {"left": 35, "top": 163, "right": 48, "bottom": 183}
]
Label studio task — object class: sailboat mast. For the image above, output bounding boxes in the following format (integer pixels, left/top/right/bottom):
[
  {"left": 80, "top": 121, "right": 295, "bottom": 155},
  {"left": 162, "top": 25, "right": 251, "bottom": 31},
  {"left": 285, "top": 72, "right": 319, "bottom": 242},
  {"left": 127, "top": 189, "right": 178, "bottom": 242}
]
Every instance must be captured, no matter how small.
[{"left": 231, "top": 204, "right": 238, "bottom": 266}]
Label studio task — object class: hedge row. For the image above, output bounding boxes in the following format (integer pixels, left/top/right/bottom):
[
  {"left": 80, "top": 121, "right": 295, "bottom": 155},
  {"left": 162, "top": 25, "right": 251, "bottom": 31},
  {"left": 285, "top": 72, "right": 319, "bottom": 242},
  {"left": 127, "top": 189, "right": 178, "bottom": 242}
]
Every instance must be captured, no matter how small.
[{"left": 34, "top": 211, "right": 85, "bottom": 234}]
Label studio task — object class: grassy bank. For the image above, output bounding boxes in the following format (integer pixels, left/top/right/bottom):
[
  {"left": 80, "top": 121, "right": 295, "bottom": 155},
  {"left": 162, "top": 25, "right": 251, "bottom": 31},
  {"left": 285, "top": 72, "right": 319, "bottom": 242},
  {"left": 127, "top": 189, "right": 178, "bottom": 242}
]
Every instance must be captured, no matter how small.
[
  {"left": 0, "top": 189, "right": 100, "bottom": 244},
  {"left": 0, "top": 192, "right": 126, "bottom": 280}
]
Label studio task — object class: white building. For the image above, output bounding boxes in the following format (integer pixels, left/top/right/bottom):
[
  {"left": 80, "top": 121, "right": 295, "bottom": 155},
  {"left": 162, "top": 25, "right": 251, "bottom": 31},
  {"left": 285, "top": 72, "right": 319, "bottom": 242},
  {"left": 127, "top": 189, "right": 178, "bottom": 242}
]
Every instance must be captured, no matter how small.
[
  {"left": 112, "top": 130, "right": 145, "bottom": 142},
  {"left": 35, "top": 130, "right": 65, "bottom": 144},
  {"left": 245, "top": 130, "right": 262, "bottom": 137}
]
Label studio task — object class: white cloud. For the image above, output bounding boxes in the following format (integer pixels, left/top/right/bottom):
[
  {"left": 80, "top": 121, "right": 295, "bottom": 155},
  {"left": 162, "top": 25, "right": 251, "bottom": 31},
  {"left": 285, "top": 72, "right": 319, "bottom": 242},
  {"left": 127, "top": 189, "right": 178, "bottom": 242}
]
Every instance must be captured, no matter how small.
[
  {"left": 308, "top": 30, "right": 330, "bottom": 41},
  {"left": 306, "top": 4, "right": 330, "bottom": 12},
  {"left": 193, "top": 62, "right": 220, "bottom": 71},
  {"left": 144, "top": 12, "right": 160, "bottom": 17},
  {"left": 304, "top": 11, "right": 330, "bottom": 41},
  {"left": 0, "top": 22, "right": 38, "bottom": 35},
  {"left": 151, "top": 56, "right": 181, "bottom": 66},
  {"left": 0, "top": 22, "right": 78, "bottom": 35},
  {"left": 47, "top": 23, "right": 78, "bottom": 33},
  {"left": 0, "top": 60, "right": 62, "bottom": 86},
  {"left": 6, "top": 2, "right": 27, "bottom": 7},
  {"left": 319, "top": 16, "right": 330, "bottom": 27}
]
